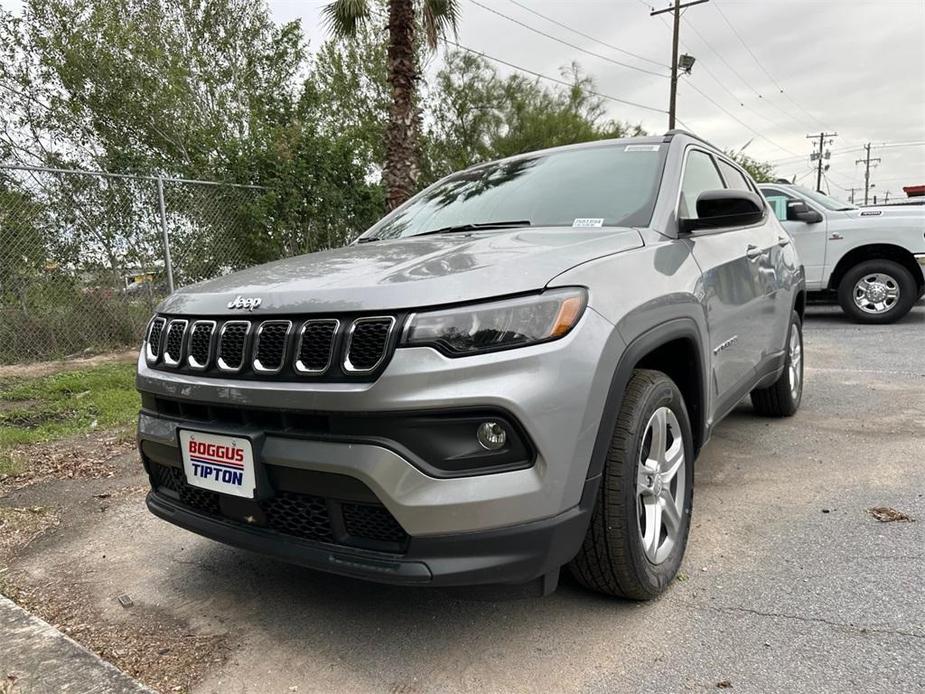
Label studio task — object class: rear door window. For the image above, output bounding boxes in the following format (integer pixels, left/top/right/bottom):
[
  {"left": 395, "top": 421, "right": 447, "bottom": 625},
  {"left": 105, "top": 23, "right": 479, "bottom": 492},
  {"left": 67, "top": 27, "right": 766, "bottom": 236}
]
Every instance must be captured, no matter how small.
[{"left": 718, "top": 160, "right": 753, "bottom": 192}]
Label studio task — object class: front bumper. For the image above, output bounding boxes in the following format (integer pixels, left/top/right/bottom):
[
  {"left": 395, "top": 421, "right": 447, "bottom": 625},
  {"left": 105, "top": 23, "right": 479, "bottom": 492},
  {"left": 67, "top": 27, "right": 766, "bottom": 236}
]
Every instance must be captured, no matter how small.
[
  {"left": 146, "top": 474, "right": 598, "bottom": 588},
  {"left": 136, "top": 307, "right": 624, "bottom": 536}
]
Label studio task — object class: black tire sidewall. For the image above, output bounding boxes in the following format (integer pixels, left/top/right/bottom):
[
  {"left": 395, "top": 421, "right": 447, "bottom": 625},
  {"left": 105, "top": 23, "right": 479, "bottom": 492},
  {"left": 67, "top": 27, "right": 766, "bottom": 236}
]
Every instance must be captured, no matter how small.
[
  {"left": 838, "top": 260, "right": 916, "bottom": 324},
  {"left": 618, "top": 375, "right": 695, "bottom": 596}
]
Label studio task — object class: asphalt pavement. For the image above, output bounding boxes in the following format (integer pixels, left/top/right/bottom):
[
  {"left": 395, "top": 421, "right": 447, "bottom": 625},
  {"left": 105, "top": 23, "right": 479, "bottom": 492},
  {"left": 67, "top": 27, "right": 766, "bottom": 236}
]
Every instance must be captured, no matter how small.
[{"left": 7, "top": 302, "right": 924, "bottom": 693}]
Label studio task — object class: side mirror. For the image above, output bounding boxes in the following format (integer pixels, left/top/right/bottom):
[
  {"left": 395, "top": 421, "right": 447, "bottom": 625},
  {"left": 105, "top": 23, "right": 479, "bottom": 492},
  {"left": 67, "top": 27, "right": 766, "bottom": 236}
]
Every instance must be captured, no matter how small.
[
  {"left": 680, "top": 190, "right": 765, "bottom": 234},
  {"left": 786, "top": 201, "right": 823, "bottom": 224}
]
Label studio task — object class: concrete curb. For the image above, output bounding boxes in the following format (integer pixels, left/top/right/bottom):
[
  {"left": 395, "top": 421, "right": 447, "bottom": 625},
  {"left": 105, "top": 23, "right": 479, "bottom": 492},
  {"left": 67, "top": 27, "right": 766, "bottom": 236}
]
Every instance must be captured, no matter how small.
[{"left": 0, "top": 595, "right": 154, "bottom": 693}]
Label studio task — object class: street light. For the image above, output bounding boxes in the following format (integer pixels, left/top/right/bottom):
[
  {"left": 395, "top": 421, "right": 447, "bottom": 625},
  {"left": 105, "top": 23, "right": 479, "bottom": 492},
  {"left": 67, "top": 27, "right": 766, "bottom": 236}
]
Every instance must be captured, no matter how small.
[{"left": 678, "top": 54, "right": 696, "bottom": 74}]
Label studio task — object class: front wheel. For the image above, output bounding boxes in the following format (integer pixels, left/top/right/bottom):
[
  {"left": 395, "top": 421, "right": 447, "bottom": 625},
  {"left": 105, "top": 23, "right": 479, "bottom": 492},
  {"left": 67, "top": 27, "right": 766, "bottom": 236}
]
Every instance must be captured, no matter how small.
[
  {"left": 837, "top": 259, "right": 917, "bottom": 324},
  {"left": 569, "top": 369, "right": 694, "bottom": 600}
]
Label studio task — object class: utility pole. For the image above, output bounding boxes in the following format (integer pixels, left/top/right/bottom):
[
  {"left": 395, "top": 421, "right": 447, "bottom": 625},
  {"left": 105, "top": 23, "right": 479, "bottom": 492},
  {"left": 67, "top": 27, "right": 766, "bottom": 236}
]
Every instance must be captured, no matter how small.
[
  {"left": 650, "top": 0, "right": 710, "bottom": 129},
  {"left": 807, "top": 132, "right": 837, "bottom": 192},
  {"left": 849, "top": 188, "right": 856, "bottom": 205},
  {"left": 856, "top": 143, "right": 881, "bottom": 205}
]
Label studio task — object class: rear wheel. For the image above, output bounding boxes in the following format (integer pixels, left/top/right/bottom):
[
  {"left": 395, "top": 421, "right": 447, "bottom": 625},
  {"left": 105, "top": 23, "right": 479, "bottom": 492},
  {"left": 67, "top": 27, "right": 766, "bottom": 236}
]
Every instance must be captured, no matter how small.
[
  {"left": 569, "top": 369, "right": 694, "bottom": 599},
  {"left": 837, "top": 259, "right": 917, "bottom": 324},
  {"left": 751, "top": 311, "right": 803, "bottom": 417}
]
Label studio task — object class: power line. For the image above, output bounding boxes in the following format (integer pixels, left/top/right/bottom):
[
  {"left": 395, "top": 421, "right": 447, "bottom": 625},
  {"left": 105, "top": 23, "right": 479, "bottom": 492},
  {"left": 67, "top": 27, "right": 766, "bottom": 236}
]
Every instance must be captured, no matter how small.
[
  {"left": 680, "top": 15, "right": 808, "bottom": 130},
  {"left": 466, "top": 0, "right": 667, "bottom": 79},
  {"left": 680, "top": 79, "right": 801, "bottom": 155},
  {"left": 651, "top": 13, "right": 793, "bottom": 135},
  {"left": 504, "top": 0, "right": 669, "bottom": 69},
  {"left": 442, "top": 39, "right": 669, "bottom": 115},
  {"left": 711, "top": 1, "right": 825, "bottom": 129}
]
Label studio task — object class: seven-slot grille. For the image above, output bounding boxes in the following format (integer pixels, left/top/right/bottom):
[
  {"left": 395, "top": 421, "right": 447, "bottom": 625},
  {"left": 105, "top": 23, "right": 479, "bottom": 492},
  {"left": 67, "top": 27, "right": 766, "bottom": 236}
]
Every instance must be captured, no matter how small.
[{"left": 146, "top": 315, "right": 397, "bottom": 380}]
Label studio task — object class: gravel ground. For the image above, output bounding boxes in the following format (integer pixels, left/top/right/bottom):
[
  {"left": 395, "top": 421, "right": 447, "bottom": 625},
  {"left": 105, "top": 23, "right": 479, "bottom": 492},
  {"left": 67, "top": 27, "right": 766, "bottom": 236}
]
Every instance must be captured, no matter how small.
[{"left": 2, "top": 302, "right": 923, "bottom": 693}]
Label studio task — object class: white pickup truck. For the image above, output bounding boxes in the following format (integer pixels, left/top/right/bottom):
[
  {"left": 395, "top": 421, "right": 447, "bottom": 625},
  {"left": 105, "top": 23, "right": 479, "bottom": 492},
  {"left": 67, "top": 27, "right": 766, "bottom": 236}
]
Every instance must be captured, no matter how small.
[{"left": 759, "top": 183, "right": 925, "bottom": 323}]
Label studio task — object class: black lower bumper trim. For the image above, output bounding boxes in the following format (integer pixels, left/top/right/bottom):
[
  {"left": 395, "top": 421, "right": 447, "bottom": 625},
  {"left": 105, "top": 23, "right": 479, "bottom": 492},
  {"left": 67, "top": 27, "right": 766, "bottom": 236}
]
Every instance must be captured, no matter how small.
[{"left": 146, "top": 474, "right": 598, "bottom": 588}]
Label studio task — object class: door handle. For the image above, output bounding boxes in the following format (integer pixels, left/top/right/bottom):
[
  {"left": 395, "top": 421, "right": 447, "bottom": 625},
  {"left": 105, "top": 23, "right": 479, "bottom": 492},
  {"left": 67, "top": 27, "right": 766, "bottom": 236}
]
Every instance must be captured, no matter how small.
[
  {"left": 777, "top": 235, "right": 791, "bottom": 247},
  {"left": 829, "top": 232, "right": 844, "bottom": 240},
  {"left": 745, "top": 244, "right": 763, "bottom": 260}
]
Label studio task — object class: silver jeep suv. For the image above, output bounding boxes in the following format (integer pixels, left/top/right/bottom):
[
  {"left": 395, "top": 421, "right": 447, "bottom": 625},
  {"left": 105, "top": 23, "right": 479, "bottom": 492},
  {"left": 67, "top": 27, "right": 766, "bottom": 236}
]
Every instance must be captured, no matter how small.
[{"left": 137, "top": 131, "right": 805, "bottom": 599}]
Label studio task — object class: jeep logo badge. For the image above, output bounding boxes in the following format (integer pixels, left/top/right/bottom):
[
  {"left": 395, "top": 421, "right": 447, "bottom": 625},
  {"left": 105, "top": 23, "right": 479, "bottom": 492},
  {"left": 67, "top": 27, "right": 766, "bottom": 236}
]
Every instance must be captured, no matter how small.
[{"left": 227, "top": 295, "right": 262, "bottom": 311}]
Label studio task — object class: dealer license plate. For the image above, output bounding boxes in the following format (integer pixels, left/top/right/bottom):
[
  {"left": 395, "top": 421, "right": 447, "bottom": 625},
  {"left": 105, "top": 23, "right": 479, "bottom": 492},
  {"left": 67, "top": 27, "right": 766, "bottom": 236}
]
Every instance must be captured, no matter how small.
[{"left": 178, "top": 430, "right": 256, "bottom": 499}]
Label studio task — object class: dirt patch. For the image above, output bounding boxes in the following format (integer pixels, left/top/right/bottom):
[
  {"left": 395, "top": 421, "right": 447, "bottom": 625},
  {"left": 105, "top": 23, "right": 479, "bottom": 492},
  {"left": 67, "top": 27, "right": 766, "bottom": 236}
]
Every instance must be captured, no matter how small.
[
  {"left": 3, "top": 570, "right": 228, "bottom": 693},
  {"left": 0, "top": 429, "right": 136, "bottom": 494},
  {"left": 0, "top": 349, "right": 137, "bottom": 381},
  {"left": 0, "top": 506, "right": 59, "bottom": 564}
]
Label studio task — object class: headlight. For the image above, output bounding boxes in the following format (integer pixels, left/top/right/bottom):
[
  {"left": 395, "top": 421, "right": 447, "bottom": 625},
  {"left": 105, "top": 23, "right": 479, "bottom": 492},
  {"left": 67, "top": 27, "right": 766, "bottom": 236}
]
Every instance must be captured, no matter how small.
[{"left": 401, "top": 288, "right": 587, "bottom": 356}]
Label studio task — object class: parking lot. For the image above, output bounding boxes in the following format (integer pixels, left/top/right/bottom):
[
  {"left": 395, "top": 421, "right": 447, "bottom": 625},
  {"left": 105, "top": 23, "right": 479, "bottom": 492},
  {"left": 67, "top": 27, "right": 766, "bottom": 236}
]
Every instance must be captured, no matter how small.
[{"left": 2, "top": 303, "right": 924, "bottom": 693}]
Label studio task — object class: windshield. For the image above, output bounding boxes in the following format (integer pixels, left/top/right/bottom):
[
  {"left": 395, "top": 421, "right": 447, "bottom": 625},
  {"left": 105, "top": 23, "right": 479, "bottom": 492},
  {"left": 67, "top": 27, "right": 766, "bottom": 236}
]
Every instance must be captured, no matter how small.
[
  {"left": 361, "top": 143, "right": 668, "bottom": 241},
  {"left": 792, "top": 184, "right": 856, "bottom": 211}
]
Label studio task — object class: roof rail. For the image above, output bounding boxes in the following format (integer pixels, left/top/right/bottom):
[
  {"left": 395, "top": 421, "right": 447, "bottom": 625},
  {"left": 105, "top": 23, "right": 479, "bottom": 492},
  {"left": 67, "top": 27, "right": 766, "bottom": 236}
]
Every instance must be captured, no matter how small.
[{"left": 662, "top": 129, "right": 722, "bottom": 152}]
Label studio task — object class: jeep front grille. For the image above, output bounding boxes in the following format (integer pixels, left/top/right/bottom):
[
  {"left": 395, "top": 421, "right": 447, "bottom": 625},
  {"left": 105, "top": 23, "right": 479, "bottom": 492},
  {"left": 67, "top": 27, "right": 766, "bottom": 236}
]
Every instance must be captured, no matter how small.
[{"left": 145, "top": 314, "right": 399, "bottom": 381}]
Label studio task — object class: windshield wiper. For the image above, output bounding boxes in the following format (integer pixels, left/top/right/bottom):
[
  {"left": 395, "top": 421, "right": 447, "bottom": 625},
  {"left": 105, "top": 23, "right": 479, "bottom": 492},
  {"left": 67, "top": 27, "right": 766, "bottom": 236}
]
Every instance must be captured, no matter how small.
[
  {"left": 356, "top": 219, "right": 531, "bottom": 244},
  {"left": 413, "top": 220, "right": 532, "bottom": 237}
]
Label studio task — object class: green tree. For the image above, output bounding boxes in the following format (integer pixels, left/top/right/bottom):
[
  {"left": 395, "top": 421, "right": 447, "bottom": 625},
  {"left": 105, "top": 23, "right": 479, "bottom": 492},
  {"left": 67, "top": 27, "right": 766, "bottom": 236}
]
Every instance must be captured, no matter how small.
[
  {"left": 423, "top": 52, "right": 646, "bottom": 182},
  {"left": 323, "top": 0, "right": 461, "bottom": 210},
  {"left": 726, "top": 148, "right": 775, "bottom": 183}
]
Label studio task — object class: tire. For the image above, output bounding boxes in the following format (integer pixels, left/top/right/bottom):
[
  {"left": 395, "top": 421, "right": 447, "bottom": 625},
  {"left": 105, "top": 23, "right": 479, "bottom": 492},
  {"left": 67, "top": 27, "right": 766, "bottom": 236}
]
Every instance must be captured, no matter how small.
[
  {"left": 569, "top": 369, "right": 694, "bottom": 600},
  {"left": 750, "top": 311, "right": 804, "bottom": 417},
  {"left": 837, "top": 259, "right": 917, "bottom": 324}
]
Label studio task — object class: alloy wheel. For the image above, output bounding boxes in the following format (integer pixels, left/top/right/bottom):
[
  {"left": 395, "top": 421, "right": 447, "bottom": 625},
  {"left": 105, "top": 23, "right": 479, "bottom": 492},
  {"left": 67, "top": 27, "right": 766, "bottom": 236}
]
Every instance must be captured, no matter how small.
[
  {"left": 788, "top": 324, "right": 803, "bottom": 400},
  {"left": 636, "top": 406, "right": 686, "bottom": 565}
]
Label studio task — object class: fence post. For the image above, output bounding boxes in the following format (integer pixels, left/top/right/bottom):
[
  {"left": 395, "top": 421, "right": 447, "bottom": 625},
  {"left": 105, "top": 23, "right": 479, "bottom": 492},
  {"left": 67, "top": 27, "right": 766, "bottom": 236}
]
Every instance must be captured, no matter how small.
[{"left": 156, "top": 175, "right": 175, "bottom": 293}]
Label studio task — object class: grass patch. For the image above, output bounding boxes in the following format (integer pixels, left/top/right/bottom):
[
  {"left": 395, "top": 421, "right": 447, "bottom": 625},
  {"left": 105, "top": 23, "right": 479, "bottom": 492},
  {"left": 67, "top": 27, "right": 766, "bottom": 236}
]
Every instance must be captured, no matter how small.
[{"left": 0, "top": 362, "right": 138, "bottom": 470}]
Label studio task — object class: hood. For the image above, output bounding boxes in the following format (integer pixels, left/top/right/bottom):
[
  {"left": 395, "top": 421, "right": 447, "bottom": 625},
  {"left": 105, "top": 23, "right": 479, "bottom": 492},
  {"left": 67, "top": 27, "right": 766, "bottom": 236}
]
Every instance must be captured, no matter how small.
[{"left": 158, "top": 227, "right": 644, "bottom": 315}]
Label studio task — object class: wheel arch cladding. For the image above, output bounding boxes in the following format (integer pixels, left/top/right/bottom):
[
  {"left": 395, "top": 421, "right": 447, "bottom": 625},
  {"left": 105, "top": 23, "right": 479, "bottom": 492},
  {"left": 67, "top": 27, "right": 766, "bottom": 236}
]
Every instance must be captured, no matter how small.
[
  {"left": 828, "top": 244, "right": 924, "bottom": 294},
  {"left": 586, "top": 318, "right": 707, "bottom": 480},
  {"left": 794, "top": 289, "right": 806, "bottom": 320}
]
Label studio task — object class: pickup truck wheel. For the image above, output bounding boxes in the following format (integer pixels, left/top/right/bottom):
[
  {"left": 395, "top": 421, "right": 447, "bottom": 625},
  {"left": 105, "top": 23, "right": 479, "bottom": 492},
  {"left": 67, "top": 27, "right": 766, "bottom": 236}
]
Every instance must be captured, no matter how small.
[
  {"left": 750, "top": 311, "right": 803, "bottom": 417},
  {"left": 837, "top": 260, "right": 917, "bottom": 324},
  {"left": 569, "top": 369, "right": 693, "bottom": 600}
]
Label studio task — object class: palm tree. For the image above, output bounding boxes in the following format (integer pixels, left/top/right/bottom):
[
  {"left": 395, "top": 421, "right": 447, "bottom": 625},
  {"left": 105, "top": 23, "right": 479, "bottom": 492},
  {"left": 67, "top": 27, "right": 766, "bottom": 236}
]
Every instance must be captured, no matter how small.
[{"left": 324, "top": 0, "right": 460, "bottom": 210}]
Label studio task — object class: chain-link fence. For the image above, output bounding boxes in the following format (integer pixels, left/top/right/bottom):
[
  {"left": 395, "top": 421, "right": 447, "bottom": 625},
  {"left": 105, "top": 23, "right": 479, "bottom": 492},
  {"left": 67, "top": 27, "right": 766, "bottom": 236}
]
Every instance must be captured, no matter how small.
[{"left": 0, "top": 165, "right": 271, "bottom": 364}]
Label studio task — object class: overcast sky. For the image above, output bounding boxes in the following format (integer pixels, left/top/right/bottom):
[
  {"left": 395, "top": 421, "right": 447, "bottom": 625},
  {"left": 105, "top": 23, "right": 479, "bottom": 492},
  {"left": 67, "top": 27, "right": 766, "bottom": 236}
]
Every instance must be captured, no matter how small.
[
  {"left": 6, "top": 0, "right": 924, "bottom": 200},
  {"left": 274, "top": 0, "right": 925, "bottom": 202}
]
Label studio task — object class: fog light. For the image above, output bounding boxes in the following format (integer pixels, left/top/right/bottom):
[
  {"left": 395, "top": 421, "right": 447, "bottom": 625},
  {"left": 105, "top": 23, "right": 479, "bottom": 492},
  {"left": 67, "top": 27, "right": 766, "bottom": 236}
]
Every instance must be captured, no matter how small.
[{"left": 477, "top": 421, "right": 507, "bottom": 451}]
